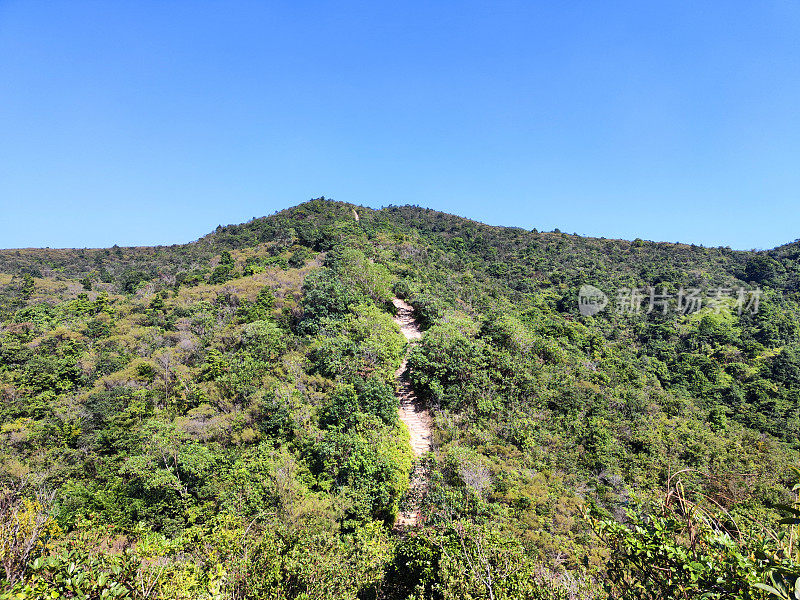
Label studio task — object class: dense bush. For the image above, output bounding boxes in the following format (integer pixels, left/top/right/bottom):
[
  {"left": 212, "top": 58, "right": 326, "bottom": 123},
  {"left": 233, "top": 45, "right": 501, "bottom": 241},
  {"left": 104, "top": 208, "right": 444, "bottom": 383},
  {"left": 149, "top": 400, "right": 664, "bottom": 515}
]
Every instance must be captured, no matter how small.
[{"left": 2, "top": 198, "right": 800, "bottom": 597}]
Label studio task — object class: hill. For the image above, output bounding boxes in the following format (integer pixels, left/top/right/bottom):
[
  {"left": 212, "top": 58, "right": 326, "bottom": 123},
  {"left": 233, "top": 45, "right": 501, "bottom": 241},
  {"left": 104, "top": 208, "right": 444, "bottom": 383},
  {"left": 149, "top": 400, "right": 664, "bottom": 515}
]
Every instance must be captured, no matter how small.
[{"left": 2, "top": 197, "right": 800, "bottom": 598}]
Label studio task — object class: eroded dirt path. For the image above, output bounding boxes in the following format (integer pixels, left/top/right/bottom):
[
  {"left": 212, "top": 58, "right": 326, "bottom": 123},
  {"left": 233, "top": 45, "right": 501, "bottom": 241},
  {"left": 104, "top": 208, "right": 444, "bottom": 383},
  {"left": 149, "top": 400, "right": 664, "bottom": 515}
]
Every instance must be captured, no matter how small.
[{"left": 392, "top": 298, "right": 431, "bottom": 528}]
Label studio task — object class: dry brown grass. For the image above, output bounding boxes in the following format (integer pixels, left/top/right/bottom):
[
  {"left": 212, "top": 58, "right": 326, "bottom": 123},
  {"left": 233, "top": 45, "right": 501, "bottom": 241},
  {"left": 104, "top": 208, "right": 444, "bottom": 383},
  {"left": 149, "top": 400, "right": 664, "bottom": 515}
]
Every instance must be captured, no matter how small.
[{"left": 173, "top": 254, "right": 322, "bottom": 308}]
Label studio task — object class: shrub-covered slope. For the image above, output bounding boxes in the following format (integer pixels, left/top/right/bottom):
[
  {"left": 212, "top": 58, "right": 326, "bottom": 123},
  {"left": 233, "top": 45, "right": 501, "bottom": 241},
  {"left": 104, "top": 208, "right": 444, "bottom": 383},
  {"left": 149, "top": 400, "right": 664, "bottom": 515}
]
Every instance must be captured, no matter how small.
[{"left": 1, "top": 198, "right": 800, "bottom": 598}]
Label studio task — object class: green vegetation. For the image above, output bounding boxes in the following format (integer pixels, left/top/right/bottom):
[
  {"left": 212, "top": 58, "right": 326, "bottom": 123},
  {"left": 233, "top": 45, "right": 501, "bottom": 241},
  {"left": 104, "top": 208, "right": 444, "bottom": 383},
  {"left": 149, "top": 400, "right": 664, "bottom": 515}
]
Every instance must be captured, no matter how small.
[{"left": 1, "top": 198, "right": 800, "bottom": 598}]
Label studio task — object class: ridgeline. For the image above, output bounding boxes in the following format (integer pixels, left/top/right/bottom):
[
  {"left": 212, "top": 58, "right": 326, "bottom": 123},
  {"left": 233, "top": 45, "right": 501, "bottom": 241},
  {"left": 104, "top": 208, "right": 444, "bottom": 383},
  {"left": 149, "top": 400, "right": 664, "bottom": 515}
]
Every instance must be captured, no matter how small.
[{"left": 1, "top": 198, "right": 800, "bottom": 598}]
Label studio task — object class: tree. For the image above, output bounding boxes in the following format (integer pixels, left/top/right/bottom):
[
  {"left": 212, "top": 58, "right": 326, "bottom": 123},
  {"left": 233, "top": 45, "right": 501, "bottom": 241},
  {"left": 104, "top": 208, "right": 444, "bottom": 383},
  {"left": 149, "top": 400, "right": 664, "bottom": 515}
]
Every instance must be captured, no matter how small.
[{"left": 0, "top": 482, "right": 58, "bottom": 587}]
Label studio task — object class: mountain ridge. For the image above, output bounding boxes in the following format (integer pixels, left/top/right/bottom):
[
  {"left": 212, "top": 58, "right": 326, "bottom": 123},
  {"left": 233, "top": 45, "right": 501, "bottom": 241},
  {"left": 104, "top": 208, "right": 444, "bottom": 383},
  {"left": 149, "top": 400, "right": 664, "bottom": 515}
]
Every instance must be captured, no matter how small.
[
  {"left": 1, "top": 197, "right": 800, "bottom": 597},
  {"left": 4, "top": 198, "right": 797, "bottom": 253},
  {"left": 2, "top": 199, "right": 795, "bottom": 291}
]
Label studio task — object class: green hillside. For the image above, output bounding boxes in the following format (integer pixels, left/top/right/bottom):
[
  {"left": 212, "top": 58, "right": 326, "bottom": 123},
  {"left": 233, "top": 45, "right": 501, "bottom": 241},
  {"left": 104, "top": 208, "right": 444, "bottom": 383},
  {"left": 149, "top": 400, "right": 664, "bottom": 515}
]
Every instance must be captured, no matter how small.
[{"left": 2, "top": 198, "right": 800, "bottom": 598}]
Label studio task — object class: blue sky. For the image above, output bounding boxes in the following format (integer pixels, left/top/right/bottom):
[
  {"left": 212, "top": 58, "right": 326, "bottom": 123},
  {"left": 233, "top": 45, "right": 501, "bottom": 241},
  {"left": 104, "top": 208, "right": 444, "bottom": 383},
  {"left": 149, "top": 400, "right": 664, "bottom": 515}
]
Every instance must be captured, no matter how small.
[{"left": 1, "top": 1, "right": 799, "bottom": 250}]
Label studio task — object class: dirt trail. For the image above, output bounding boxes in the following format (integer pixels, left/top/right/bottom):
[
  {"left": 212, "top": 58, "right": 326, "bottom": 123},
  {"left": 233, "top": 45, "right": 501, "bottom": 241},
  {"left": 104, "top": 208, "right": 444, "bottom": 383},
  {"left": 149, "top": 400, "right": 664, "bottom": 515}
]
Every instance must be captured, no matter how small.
[{"left": 392, "top": 298, "right": 431, "bottom": 528}]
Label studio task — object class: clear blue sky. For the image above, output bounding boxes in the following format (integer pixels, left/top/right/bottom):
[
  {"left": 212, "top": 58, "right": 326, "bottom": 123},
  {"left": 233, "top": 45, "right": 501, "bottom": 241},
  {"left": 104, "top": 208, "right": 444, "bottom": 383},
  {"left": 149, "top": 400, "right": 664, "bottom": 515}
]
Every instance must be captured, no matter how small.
[{"left": 1, "top": 1, "right": 799, "bottom": 250}]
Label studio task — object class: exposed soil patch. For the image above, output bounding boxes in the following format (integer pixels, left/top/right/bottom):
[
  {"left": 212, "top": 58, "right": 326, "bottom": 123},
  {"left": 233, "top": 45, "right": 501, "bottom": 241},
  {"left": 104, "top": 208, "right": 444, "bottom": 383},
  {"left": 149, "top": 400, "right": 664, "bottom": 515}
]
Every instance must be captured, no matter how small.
[{"left": 392, "top": 298, "right": 431, "bottom": 528}]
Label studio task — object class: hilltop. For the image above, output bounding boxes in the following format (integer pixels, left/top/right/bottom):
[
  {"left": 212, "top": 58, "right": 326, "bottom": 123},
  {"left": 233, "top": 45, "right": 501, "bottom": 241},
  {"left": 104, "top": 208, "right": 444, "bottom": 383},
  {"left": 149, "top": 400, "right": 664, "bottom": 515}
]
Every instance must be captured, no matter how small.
[
  {"left": 2, "top": 199, "right": 796, "bottom": 309},
  {"left": 1, "top": 198, "right": 800, "bottom": 598}
]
